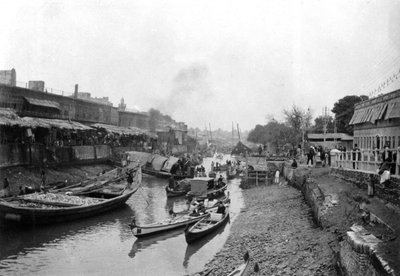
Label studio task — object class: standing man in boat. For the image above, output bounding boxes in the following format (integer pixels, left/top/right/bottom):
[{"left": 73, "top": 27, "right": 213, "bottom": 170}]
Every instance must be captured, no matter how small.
[
  {"left": 168, "top": 175, "right": 175, "bottom": 190},
  {"left": 127, "top": 171, "right": 134, "bottom": 189}
]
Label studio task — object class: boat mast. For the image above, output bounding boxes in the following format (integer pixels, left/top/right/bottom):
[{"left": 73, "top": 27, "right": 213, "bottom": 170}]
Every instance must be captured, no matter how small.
[
  {"left": 237, "top": 123, "right": 241, "bottom": 142},
  {"left": 209, "top": 123, "right": 213, "bottom": 142}
]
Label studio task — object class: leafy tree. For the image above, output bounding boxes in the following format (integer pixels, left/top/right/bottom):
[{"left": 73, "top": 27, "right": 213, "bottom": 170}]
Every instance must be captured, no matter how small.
[
  {"left": 247, "top": 120, "right": 296, "bottom": 153},
  {"left": 331, "top": 95, "right": 368, "bottom": 135},
  {"left": 312, "top": 115, "right": 334, "bottom": 133},
  {"left": 283, "top": 105, "right": 312, "bottom": 146}
]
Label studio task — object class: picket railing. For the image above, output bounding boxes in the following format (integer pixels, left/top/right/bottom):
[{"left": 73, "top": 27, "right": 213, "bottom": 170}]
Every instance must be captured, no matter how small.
[{"left": 332, "top": 148, "right": 400, "bottom": 176}]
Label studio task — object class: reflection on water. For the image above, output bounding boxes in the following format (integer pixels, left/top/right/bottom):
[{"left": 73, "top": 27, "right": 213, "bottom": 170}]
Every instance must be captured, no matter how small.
[{"left": 0, "top": 156, "right": 243, "bottom": 275}]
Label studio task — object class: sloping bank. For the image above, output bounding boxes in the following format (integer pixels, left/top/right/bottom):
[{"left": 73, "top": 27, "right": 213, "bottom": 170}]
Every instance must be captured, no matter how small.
[
  {"left": 284, "top": 166, "right": 396, "bottom": 276},
  {"left": 197, "top": 172, "right": 338, "bottom": 275}
]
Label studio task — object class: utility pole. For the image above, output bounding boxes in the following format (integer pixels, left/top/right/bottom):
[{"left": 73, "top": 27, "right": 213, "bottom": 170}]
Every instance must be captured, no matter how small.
[
  {"left": 237, "top": 123, "right": 241, "bottom": 141},
  {"left": 322, "top": 106, "right": 328, "bottom": 143}
]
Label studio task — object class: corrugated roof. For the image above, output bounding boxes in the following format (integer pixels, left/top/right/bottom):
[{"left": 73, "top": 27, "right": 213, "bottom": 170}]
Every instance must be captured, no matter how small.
[{"left": 24, "top": 97, "right": 60, "bottom": 110}]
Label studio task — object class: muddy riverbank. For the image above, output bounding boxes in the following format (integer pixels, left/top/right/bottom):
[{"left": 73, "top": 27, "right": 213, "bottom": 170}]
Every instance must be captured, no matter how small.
[{"left": 199, "top": 180, "right": 338, "bottom": 275}]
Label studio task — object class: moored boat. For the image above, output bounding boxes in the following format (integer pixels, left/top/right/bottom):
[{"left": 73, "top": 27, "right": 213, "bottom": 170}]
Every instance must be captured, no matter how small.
[
  {"left": 129, "top": 212, "right": 208, "bottom": 237},
  {"left": 186, "top": 177, "right": 227, "bottom": 200},
  {"left": 0, "top": 166, "right": 142, "bottom": 225},
  {"left": 165, "top": 178, "right": 191, "bottom": 198},
  {"left": 184, "top": 205, "right": 230, "bottom": 244},
  {"left": 227, "top": 251, "right": 251, "bottom": 276}
]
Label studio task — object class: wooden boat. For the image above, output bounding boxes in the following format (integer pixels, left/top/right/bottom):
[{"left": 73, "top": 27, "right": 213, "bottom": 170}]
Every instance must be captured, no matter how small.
[
  {"left": 186, "top": 178, "right": 227, "bottom": 200},
  {"left": 142, "top": 154, "right": 195, "bottom": 180},
  {"left": 227, "top": 251, "right": 251, "bottom": 276},
  {"left": 129, "top": 212, "right": 209, "bottom": 237},
  {"left": 0, "top": 166, "right": 142, "bottom": 225},
  {"left": 184, "top": 205, "right": 230, "bottom": 244},
  {"left": 165, "top": 178, "right": 191, "bottom": 198}
]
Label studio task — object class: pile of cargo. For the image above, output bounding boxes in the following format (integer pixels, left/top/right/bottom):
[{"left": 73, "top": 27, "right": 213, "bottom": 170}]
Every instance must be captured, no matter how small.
[{"left": 22, "top": 192, "right": 102, "bottom": 206}]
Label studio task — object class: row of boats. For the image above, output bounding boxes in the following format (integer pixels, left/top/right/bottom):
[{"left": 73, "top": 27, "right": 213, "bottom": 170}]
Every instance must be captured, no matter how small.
[{"left": 0, "top": 152, "right": 253, "bottom": 274}]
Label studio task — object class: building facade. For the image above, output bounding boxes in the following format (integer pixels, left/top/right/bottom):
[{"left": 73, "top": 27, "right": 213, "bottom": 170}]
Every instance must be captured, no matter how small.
[{"left": 349, "top": 89, "right": 400, "bottom": 150}]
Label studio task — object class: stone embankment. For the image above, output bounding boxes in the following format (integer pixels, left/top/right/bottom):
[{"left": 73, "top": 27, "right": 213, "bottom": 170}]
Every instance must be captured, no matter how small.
[{"left": 196, "top": 165, "right": 399, "bottom": 276}]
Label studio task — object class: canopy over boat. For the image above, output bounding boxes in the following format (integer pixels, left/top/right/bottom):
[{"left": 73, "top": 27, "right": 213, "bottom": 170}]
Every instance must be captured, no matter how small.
[
  {"left": 161, "top": 156, "right": 179, "bottom": 173},
  {"left": 124, "top": 151, "right": 152, "bottom": 167},
  {"left": 189, "top": 178, "right": 214, "bottom": 197},
  {"left": 151, "top": 154, "right": 168, "bottom": 171}
]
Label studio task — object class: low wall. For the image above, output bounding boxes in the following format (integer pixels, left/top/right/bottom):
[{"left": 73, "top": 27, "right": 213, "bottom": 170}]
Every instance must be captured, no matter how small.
[
  {"left": 0, "top": 144, "right": 29, "bottom": 167},
  {"left": 331, "top": 167, "right": 400, "bottom": 208},
  {"left": 284, "top": 166, "right": 393, "bottom": 276}
]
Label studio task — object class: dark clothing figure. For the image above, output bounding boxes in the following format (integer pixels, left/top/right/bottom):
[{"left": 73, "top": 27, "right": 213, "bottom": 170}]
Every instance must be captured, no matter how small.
[
  {"left": 19, "top": 186, "right": 25, "bottom": 195},
  {"left": 127, "top": 172, "right": 134, "bottom": 188},
  {"left": 216, "top": 202, "right": 226, "bottom": 214},
  {"left": 291, "top": 159, "right": 298, "bottom": 169},
  {"left": 217, "top": 175, "right": 223, "bottom": 186},
  {"left": 352, "top": 145, "right": 361, "bottom": 170},
  {"left": 168, "top": 176, "right": 175, "bottom": 189},
  {"left": 3, "top": 178, "right": 9, "bottom": 189}
]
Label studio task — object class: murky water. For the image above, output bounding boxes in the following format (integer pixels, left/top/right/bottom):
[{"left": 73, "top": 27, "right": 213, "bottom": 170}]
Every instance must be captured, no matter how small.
[{"left": 0, "top": 157, "right": 244, "bottom": 276}]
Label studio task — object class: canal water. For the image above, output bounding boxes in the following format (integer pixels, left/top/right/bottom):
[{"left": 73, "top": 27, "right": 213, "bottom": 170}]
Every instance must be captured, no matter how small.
[{"left": 0, "top": 157, "right": 244, "bottom": 276}]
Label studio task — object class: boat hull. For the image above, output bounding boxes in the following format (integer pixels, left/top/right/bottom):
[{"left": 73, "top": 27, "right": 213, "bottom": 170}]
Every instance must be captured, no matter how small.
[
  {"left": 185, "top": 210, "right": 230, "bottom": 244},
  {"left": 142, "top": 167, "right": 192, "bottom": 180},
  {"left": 0, "top": 189, "right": 138, "bottom": 225},
  {"left": 131, "top": 214, "right": 206, "bottom": 237}
]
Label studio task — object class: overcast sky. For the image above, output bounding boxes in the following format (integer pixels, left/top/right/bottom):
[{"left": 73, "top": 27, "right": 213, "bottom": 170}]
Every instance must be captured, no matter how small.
[{"left": 1, "top": 0, "right": 400, "bottom": 130}]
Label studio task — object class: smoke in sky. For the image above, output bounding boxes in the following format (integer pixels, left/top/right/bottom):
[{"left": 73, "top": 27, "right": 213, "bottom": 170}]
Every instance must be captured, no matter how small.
[{"left": 160, "top": 63, "right": 215, "bottom": 115}]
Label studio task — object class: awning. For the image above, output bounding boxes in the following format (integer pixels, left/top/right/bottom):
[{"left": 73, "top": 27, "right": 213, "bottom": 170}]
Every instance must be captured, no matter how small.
[
  {"left": 24, "top": 97, "right": 60, "bottom": 110},
  {"left": 0, "top": 108, "right": 31, "bottom": 127},
  {"left": 385, "top": 101, "right": 400, "bottom": 120},
  {"left": 161, "top": 156, "right": 179, "bottom": 172},
  {"left": 22, "top": 117, "right": 92, "bottom": 130},
  {"left": 92, "top": 123, "right": 157, "bottom": 138}
]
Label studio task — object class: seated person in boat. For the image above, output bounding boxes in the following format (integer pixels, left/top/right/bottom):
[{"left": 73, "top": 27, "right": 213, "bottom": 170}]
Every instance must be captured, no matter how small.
[
  {"left": 216, "top": 201, "right": 226, "bottom": 215},
  {"left": 217, "top": 175, "right": 224, "bottom": 187},
  {"left": 197, "top": 201, "right": 207, "bottom": 214}
]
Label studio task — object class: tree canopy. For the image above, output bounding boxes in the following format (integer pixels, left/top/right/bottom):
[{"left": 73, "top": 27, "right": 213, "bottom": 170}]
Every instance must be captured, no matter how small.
[{"left": 331, "top": 95, "right": 368, "bottom": 135}]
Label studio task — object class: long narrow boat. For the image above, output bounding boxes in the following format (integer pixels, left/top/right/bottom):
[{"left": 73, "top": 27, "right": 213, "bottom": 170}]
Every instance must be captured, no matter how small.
[
  {"left": 0, "top": 167, "right": 142, "bottom": 225},
  {"left": 184, "top": 205, "right": 230, "bottom": 244},
  {"left": 227, "top": 251, "right": 251, "bottom": 276},
  {"left": 129, "top": 212, "right": 209, "bottom": 237}
]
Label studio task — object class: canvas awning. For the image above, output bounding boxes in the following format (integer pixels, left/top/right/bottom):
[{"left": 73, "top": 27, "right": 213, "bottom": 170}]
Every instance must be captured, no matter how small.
[
  {"left": 150, "top": 154, "right": 168, "bottom": 171},
  {"left": 161, "top": 156, "right": 179, "bottom": 172},
  {"left": 24, "top": 97, "right": 60, "bottom": 110},
  {"left": 384, "top": 101, "right": 400, "bottom": 120},
  {"left": 350, "top": 102, "right": 388, "bottom": 125}
]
